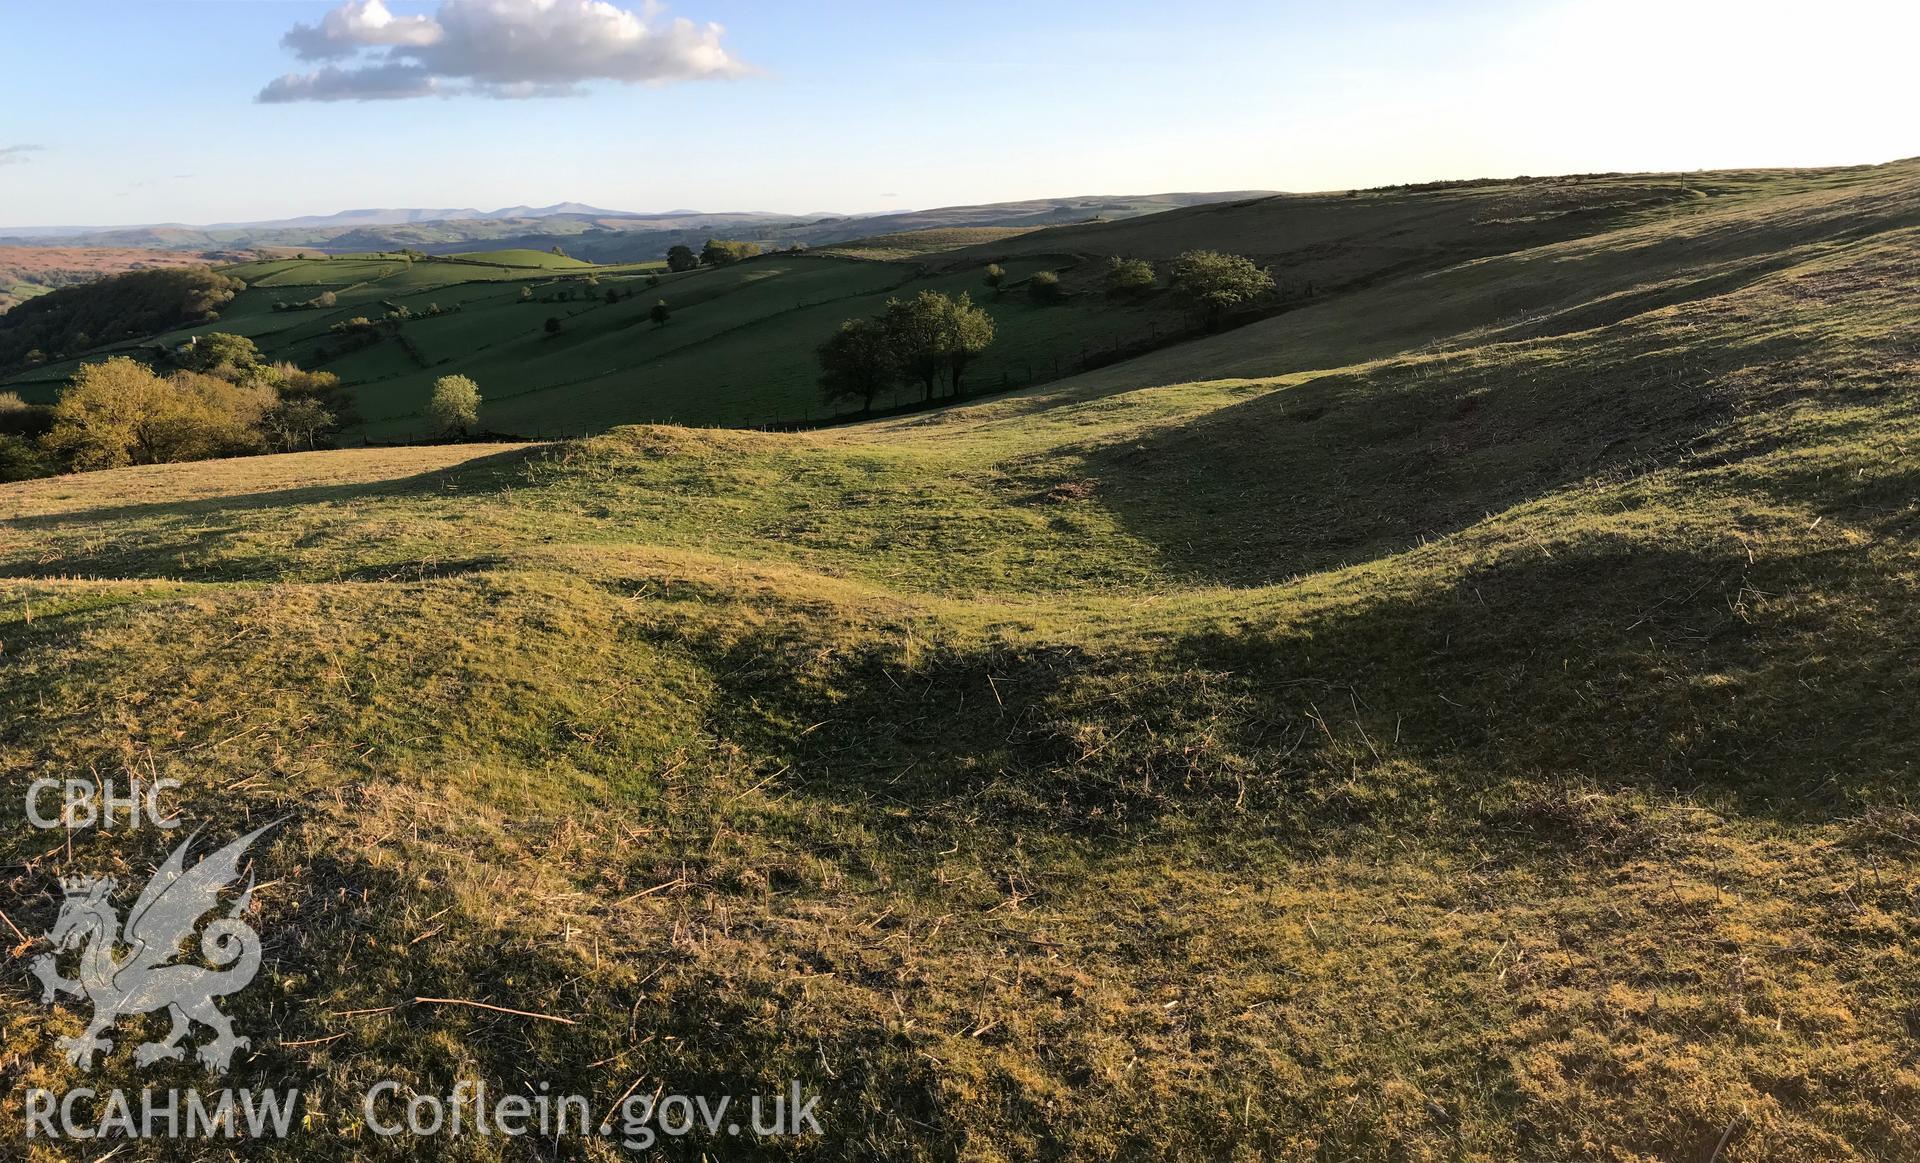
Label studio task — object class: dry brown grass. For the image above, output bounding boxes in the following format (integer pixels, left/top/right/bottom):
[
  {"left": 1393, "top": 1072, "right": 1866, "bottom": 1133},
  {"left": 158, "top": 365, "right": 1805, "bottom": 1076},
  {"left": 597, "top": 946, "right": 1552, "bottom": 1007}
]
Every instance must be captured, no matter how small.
[{"left": 2, "top": 159, "right": 1918, "bottom": 1160}]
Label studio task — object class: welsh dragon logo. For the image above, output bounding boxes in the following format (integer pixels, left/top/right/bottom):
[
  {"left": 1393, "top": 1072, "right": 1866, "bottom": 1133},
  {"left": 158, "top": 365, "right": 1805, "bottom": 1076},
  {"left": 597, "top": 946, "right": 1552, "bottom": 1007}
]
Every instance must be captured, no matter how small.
[{"left": 28, "top": 823, "right": 278, "bottom": 1074}]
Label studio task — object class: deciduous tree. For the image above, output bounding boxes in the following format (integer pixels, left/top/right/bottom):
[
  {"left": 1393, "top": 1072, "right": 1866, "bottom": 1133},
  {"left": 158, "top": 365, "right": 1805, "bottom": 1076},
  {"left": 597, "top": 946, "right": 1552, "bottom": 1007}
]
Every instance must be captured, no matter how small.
[
  {"left": 700, "top": 239, "right": 762, "bottom": 267},
  {"left": 880, "top": 291, "right": 997, "bottom": 401},
  {"left": 1169, "top": 250, "right": 1274, "bottom": 328},
  {"left": 178, "top": 331, "right": 262, "bottom": 375},
  {"left": 40, "top": 357, "right": 267, "bottom": 469},
  {"left": 817, "top": 317, "right": 897, "bottom": 415},
  {"left": 428, "top": 374, "right": 481, "bottom": 437}
]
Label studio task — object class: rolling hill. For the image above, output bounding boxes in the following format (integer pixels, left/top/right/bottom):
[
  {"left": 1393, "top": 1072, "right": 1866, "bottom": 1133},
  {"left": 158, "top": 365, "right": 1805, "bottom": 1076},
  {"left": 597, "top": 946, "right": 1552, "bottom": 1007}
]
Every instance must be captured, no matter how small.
[
  {"left": 7, "top": 167, "right": 1871, "bottom": 442},
  {"left": 0, "top": 246, "right": 244, "bottom": 313},
  {"left": 2, "top": 157, "right": 1918, "bottom": 1159}
]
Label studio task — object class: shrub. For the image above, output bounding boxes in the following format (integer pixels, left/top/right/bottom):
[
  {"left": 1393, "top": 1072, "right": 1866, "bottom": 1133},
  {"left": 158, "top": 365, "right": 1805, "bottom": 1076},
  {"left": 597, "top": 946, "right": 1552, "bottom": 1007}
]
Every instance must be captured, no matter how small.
[
  {"left": 1028, "top": 270, "right": 1064, "bottom": 304},
  {"left": 0, "top": 432, "right": 53, "bottom": 481},
  {"left": 1104, "top": 257, "right": 1156, "bottom": 296},
  {"left": 40, "top": 357, "right": 269, "bottom": 470},
  {"left": 0, "top": 391, "right": 54, "bottom": 439}
]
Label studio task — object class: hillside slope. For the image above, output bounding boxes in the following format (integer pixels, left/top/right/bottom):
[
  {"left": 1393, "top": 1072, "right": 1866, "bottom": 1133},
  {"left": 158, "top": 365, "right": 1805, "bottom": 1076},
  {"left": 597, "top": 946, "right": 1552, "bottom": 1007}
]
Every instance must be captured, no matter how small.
[
  {"left": 13, "top": 167, "right": 1889, "bottom": 441},
  {"left": 2, "top": 161, "right": 1918, "bottom": 1160}
]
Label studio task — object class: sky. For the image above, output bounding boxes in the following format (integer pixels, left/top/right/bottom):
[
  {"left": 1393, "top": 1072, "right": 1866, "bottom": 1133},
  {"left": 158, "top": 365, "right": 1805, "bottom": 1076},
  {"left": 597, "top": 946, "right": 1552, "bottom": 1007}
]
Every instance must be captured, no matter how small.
[{"left": 0, "top": 0, "right": 1914, "bottom": 228}]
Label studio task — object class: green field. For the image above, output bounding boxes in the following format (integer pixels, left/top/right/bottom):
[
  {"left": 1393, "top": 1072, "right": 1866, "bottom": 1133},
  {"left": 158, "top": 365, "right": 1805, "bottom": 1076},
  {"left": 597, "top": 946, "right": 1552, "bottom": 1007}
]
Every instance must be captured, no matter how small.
[
  {"left": 7, "top": 170, "right": 1842, "bottom": 441},
  {"left": 3, "top": 245, "right": 1197, "bottom": 435},
  {"left": 4, "top": 157, "right": 1919, "bottom": 1159}
]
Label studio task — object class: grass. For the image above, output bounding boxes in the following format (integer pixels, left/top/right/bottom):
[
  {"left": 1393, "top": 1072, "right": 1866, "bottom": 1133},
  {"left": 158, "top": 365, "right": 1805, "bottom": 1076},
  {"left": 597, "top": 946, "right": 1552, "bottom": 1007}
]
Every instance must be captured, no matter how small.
[
  {"left": 815, "top": 227, "right": 1044, "bottom": 262},
  {"left": 1, "top": 157, "right": 1919, "bottom": 1160},
  {"left": 1, "top": 248, "right": 1190, "bottom": 436},
  {"left": 8, "top": 168, "right": 1819, "bottom": 440}
]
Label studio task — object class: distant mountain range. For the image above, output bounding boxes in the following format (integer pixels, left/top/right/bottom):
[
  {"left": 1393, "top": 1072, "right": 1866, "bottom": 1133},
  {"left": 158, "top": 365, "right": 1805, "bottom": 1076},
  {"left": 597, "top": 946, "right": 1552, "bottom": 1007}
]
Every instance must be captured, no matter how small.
[
  {"left": 0, "top": 202, "right": 710, "bottom": 239},
  {"left": 0, "top": 193, "right": 1276, "bottom": 264}
]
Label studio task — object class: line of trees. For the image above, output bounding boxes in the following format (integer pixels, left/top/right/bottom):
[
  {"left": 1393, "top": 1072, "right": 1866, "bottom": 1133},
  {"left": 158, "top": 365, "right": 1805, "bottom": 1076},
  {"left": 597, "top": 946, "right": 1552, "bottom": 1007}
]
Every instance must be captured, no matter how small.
[
  {"left": 664, "top": 239, "right": 764, "bottom": 272},
  {"left": 700, "top": 239, "right": 762, "bottom": 267},
  {"left": 989, "top": 250, "right": 1274, "bottom": 327},
  {"left": 817, "top": 291, "right": 996, "bottom": 415}
]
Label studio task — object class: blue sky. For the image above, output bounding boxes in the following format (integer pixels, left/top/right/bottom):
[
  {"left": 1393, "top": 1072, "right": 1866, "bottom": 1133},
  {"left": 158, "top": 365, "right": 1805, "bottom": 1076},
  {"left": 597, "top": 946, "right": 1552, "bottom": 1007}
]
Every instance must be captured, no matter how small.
[{"left": 0, "top": 0, "right": 1913, "bottom": 227}]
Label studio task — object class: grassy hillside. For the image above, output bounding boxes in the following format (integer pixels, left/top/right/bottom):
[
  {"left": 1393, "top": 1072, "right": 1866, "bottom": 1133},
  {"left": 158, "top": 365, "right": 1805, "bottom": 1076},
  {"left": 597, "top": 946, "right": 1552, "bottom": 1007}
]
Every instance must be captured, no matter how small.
[
  {"left": 814, "top": 227, "right": 1043, "bottom": 261},
  {"left": 1, "top": 249, "right": 1194, "bottom": 437},
  {"left": 6, "top": 167, "right": 1859, "bottom": 442},
  {"left": 0, "top": 247, "right": 240, "bottom": 313},
  {"left": 2, "top": 158, "right": 1918, "bottom": 1159}
]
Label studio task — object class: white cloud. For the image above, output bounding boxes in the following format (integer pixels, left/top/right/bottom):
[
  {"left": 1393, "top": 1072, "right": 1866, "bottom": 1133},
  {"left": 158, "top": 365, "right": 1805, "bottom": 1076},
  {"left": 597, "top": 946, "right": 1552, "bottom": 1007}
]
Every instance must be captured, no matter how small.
[
  {"left": 283, "top": 0, "right": 444, "bottom": 60},
  {"left": 0, "top": 145, "right": 46, "bottom": 166},
  {"left": 258, "top": 0, "right": 747, "bottom": 103},
  {"left": 259, "top": 63, "right": 440, "bottom": 104}
]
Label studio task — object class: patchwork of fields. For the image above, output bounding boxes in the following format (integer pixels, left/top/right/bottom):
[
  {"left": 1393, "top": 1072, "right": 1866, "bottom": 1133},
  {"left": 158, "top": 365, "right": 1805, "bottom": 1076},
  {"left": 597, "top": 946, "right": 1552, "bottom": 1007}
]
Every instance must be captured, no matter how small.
[
  {"left": 9, "top": 168, "right": 1849, "bottom": 442},
  {"left": 4, "top": 245, "right": 1199, "bottom": 436}
]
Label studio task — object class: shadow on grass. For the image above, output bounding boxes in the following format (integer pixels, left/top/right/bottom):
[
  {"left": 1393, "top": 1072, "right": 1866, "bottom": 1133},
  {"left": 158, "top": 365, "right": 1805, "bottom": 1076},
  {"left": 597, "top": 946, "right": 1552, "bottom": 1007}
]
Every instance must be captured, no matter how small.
[
  {"left": 686, "top": 535, "right": 1916, "bottom": 841},
  {"left": 1056, "top": 328, "right": 1811, "bottom": 589},
  {"left": 0, "top": 446, "right": 548, "bottom": 582},
  {"left": 2, "top": 445, "right": 544, "bottom": 534}
]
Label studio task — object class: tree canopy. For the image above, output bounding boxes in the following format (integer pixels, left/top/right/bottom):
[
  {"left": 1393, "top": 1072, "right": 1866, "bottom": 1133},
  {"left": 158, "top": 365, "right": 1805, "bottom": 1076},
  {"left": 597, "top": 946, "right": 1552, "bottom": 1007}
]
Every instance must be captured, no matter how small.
[
  {"left": 1105, "top": 257, "right": 1157, "bottom": 296},
  {"left": 816, "top": 317, "right": 898, "bottom": 415},
  {"left": 177, "top": 331, "right": 263, "bottom": 375},
  {"left": 1169, "top": 250, "right": 1275, "bottom": 327},
  {"left": 428, "top": 374, "right": 482, "bottom": 436},
  {"left": 40, "top": 357, "right": 270, "bottom": 470},
  {"left": 700, "top": 239, "right": 763, "bottom": 267},
  {"left": 0, "top": 267, "right": 243, "bottom": 372},
  {"left": 820, "top": 290, "right": 997, "bottom": 412}
]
